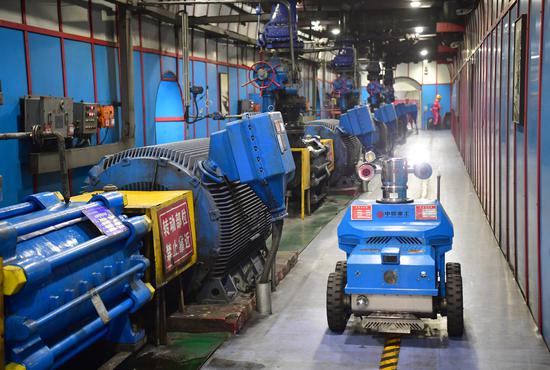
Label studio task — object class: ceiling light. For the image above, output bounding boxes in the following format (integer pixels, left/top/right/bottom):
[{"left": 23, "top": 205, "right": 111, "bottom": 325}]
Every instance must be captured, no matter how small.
[
  {"left": 410, "top": 1, "right": 421, "bottom": 7},
  {"left": 414, "top": 26, "right": 424, "bottom": 34},
  {"left": 331, "top": 28, "right": 341, "bottom": 35},
  {"left": 420, "top": 49, "right": 428, "bottom": 56}
]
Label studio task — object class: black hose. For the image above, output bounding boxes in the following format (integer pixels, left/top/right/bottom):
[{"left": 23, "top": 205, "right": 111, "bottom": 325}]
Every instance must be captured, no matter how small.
[
  {"left": 259, "top": 219, "right": 284, "bottom": 284},
  {"left": 0, "top": 132, "right": 31, "bottom": 140},
  {"left": 54, "top": 133, "right": 71, "bottom": 203}
]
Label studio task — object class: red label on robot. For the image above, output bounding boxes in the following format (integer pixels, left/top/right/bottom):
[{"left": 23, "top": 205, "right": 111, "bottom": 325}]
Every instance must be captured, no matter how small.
[
  {"left": 415, "top": 204, "right": 438, "bottom": 220},
  {"left": 158, "top": 199, "right": 194, "bottom": 273},
  {"left": 351, "top": 205, "right": 373, "bottom": 220}
]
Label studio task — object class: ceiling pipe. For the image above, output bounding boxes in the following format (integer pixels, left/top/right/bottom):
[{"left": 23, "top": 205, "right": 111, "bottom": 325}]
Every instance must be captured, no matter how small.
[{"left": 138, "top": 0, "right": 297, "bottom": 80}]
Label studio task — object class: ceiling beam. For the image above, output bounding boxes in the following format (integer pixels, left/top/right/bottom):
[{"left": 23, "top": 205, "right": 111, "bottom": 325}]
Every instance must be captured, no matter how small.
[{"left": 189, "top": 13, "right": 271, "bottom": 25}]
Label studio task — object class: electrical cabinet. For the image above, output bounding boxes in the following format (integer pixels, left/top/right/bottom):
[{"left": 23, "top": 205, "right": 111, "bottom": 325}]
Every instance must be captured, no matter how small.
[
  {"left": 98, "top": 105, "right": 115, "bottom": 128},
  {"left": 23, "top": 96, "right": 74, "bottom": 138},
  {"left": 73, "top": 102, "right": 98, "bottom": 136}
]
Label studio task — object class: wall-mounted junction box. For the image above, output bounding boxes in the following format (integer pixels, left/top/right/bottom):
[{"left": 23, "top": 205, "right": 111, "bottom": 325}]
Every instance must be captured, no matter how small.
[{"left": 98, "top": 105, "right": 115, "bottom": 128}]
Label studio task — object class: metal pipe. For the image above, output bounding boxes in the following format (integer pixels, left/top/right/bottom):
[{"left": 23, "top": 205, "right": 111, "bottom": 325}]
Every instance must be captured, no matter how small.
[
  {"left": 31, "top": 263, "right": 146, "bottom": 331},
  {"left": 0, "top": 201, "right": 37, "bottom": 221},
  {"left": 321, "top": 59, "right": 326, "bottom": 116},
  {"left": 118, "top": 7, "right": 135, "bottom": 147},
  {"left": 54, "top": 328, "right": 108, "bottom": 369},
  {"left": 353, "top": 45, "right": 359, "bottom": 88},
  {"left": 311, "top": 63, "right": 317, "bottom": 115},
  {"left": 300, "top": 47, "right": 341, "bottom": 54},
  {"left": 0, "top": 131, "right": 70, "bottom": 203},
  {"left": 138, "top": 0, "right": 297, "bottom": 79},
  {"left": 12, "top": 201, "right": 102, "bottom": 236},
  {"left": 54, "top": 133, "right": 71, "bottom": 203},
  {"left": 437, "top": 174, "right": 441, "bottom": 202},
  {"left": 47, "top": 230, "right": 132, "bottom": 270},
  {"left": 259, "top": 219, "right": 284, "bottom": 284},
  {"left": 256, "top": 282, "right": 272, "bottom": 314},
  {"left": 0, "top": 132, "right": 31, "bottom": 140},
  {"left": 181, "top": 11, "right": 191, "bottom": 119},
  {"left": 278, "top": 0, "right": 296, "bottom": 82},
  {"left": 50, "top": 298, "right": 134, "bottom": 359}
]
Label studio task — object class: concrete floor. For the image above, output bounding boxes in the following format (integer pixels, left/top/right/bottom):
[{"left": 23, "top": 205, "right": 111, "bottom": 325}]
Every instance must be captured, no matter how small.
[{"left": 204, "top": 130, "right": 550, "bottom": 370}]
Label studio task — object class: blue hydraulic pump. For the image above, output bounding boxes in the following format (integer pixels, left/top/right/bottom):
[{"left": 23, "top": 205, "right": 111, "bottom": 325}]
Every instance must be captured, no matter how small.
[
  {"left": 1, "top": 191, "right": 153, "bottom": 370},
  {"left": 327, "top": 157, "right": 464, "bottom": 336}
]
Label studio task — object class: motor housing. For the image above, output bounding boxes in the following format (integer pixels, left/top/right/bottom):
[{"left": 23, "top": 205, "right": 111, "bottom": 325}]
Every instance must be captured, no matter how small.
[{"left": 85, "top": 112, "right": 294, "bottom": 302}]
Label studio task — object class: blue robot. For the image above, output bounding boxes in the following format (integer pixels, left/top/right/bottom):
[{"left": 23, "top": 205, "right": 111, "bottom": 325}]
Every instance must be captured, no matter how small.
[{"left": 327, "top": 157, "right": 464, "bottom": 336}]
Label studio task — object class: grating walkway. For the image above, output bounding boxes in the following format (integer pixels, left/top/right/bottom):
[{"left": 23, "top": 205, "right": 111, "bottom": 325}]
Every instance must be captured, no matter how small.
[{"left": 203, "top": 130, "right": 550, "bottom": 370}]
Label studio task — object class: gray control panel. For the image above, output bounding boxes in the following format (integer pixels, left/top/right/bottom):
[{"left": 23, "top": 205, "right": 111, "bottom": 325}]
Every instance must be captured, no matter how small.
[
  {"left": 74, "top": 102, "right": 98, "bottom": 136},
  {"left": 23, "top": 96, "right": 74, "bottom": 137}
]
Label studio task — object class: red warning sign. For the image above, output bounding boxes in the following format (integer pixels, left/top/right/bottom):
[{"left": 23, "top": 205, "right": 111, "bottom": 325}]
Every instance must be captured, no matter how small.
[
  {"left": 351, "top": 205, "right": 373, "bottom": 220},
  {"left": 415, "top": 204, "right": 438, "bottom": 220},
  {"left": 158, "top": 198, "right": 194, "bottom": 273}
]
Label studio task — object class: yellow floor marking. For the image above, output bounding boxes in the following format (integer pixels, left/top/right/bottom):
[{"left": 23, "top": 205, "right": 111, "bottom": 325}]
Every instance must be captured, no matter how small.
[{"left": 379, "top": 337, "right": 401, "bottom": 370}]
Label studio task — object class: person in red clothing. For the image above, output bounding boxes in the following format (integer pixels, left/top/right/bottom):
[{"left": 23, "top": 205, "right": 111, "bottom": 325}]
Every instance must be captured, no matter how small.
[{"left": 431, "top": 94, "right": 442, "bottom": 129}]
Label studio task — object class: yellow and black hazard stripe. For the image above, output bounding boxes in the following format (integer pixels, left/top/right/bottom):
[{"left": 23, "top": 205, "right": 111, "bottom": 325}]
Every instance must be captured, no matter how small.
[{"left": 379, "top": 337, "right": 401, "bottom": 370}]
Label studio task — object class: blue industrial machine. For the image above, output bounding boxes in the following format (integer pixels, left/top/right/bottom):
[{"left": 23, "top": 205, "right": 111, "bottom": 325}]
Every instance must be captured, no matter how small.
[
  {"left": 248, "top": 0, "right": 334, "bottom": 213},
  {"left": 339, "top": 106, "right": 377, "bottom": 152},
  {"left": 366, "top": 62, "right": 383, "bottom": 110},
  {"left": 382, "top": 66, "right": 396, "bottom": 104},
  {"left": 330, "top": 40, "right": 359, "bottom": 113},
  {"left": 406, "top": 103, "right": 419, "bottom": 133},
  {"left": 327, "top": 158, "right": 464, "bottom": 336},
  {"left": 86, "top": 112, "right": 295, "bottom": 302},
  {"left": 1, "top": 191, "right": 153, "bottom": 369},
  {"left": 373, "top": 103, "right": 398, "bottom": 136},
  {"left": 332, "top": 74, "right": 358, "bottom": 113},
  {"left": 395, "top": 102, "right": 408, "bottom": 124},
  {"left": 258, "top": 1, "right": 303, "bottom": 50},
  {"left": 304, "top": 120, "right": 362, "bottom": 189},
  {"left": 396, "top": 102, "right": 419, "bottom": 134}
]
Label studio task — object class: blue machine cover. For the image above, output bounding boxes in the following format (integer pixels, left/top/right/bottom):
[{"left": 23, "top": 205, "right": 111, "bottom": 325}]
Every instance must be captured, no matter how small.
[
  {"left": 208, "top": 111, "right": 295, "bottom": 220},
  {"left": 339, "top": 106, "right": 377, "bottom": 150},
  {"left": 338, "top": 199, "right": 454, "bottom": 296},
  {"left": 374, "top": 103, "right": 398, "bottom": 125},
  {"left": 394, "top": 103, "right": 407, "bottom": 119}
]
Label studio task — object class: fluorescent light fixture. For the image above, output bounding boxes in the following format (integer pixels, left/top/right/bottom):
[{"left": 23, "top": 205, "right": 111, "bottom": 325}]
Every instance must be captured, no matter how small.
[
  {"left": 331, "top": 28, "right": 341, "bottom": 35},
  {"left": 414, "top": 26, "right": 424, "bottom": 34},
  {"left": 410, "top": 1, "right": 421, "bottom": 7},
  {"left": 420, "top": 49, "right": 428, "bottom": 56}
]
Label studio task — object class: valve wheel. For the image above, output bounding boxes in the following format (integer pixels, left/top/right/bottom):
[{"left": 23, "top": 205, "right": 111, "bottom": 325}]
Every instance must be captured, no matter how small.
[{"left": 242, "top": 61, "right": 280, "bottom": 91}]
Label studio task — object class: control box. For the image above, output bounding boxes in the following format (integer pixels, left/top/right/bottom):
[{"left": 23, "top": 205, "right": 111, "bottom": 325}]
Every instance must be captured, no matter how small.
[
  {"left": 98, "top": 105, "right": 115, "bottom": 128},
  {"left": 23, "top": 95, "right": 74, "bottom": 137},
  {"left": 74, "top": 102, "right": 98, "bottom": 136}
]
